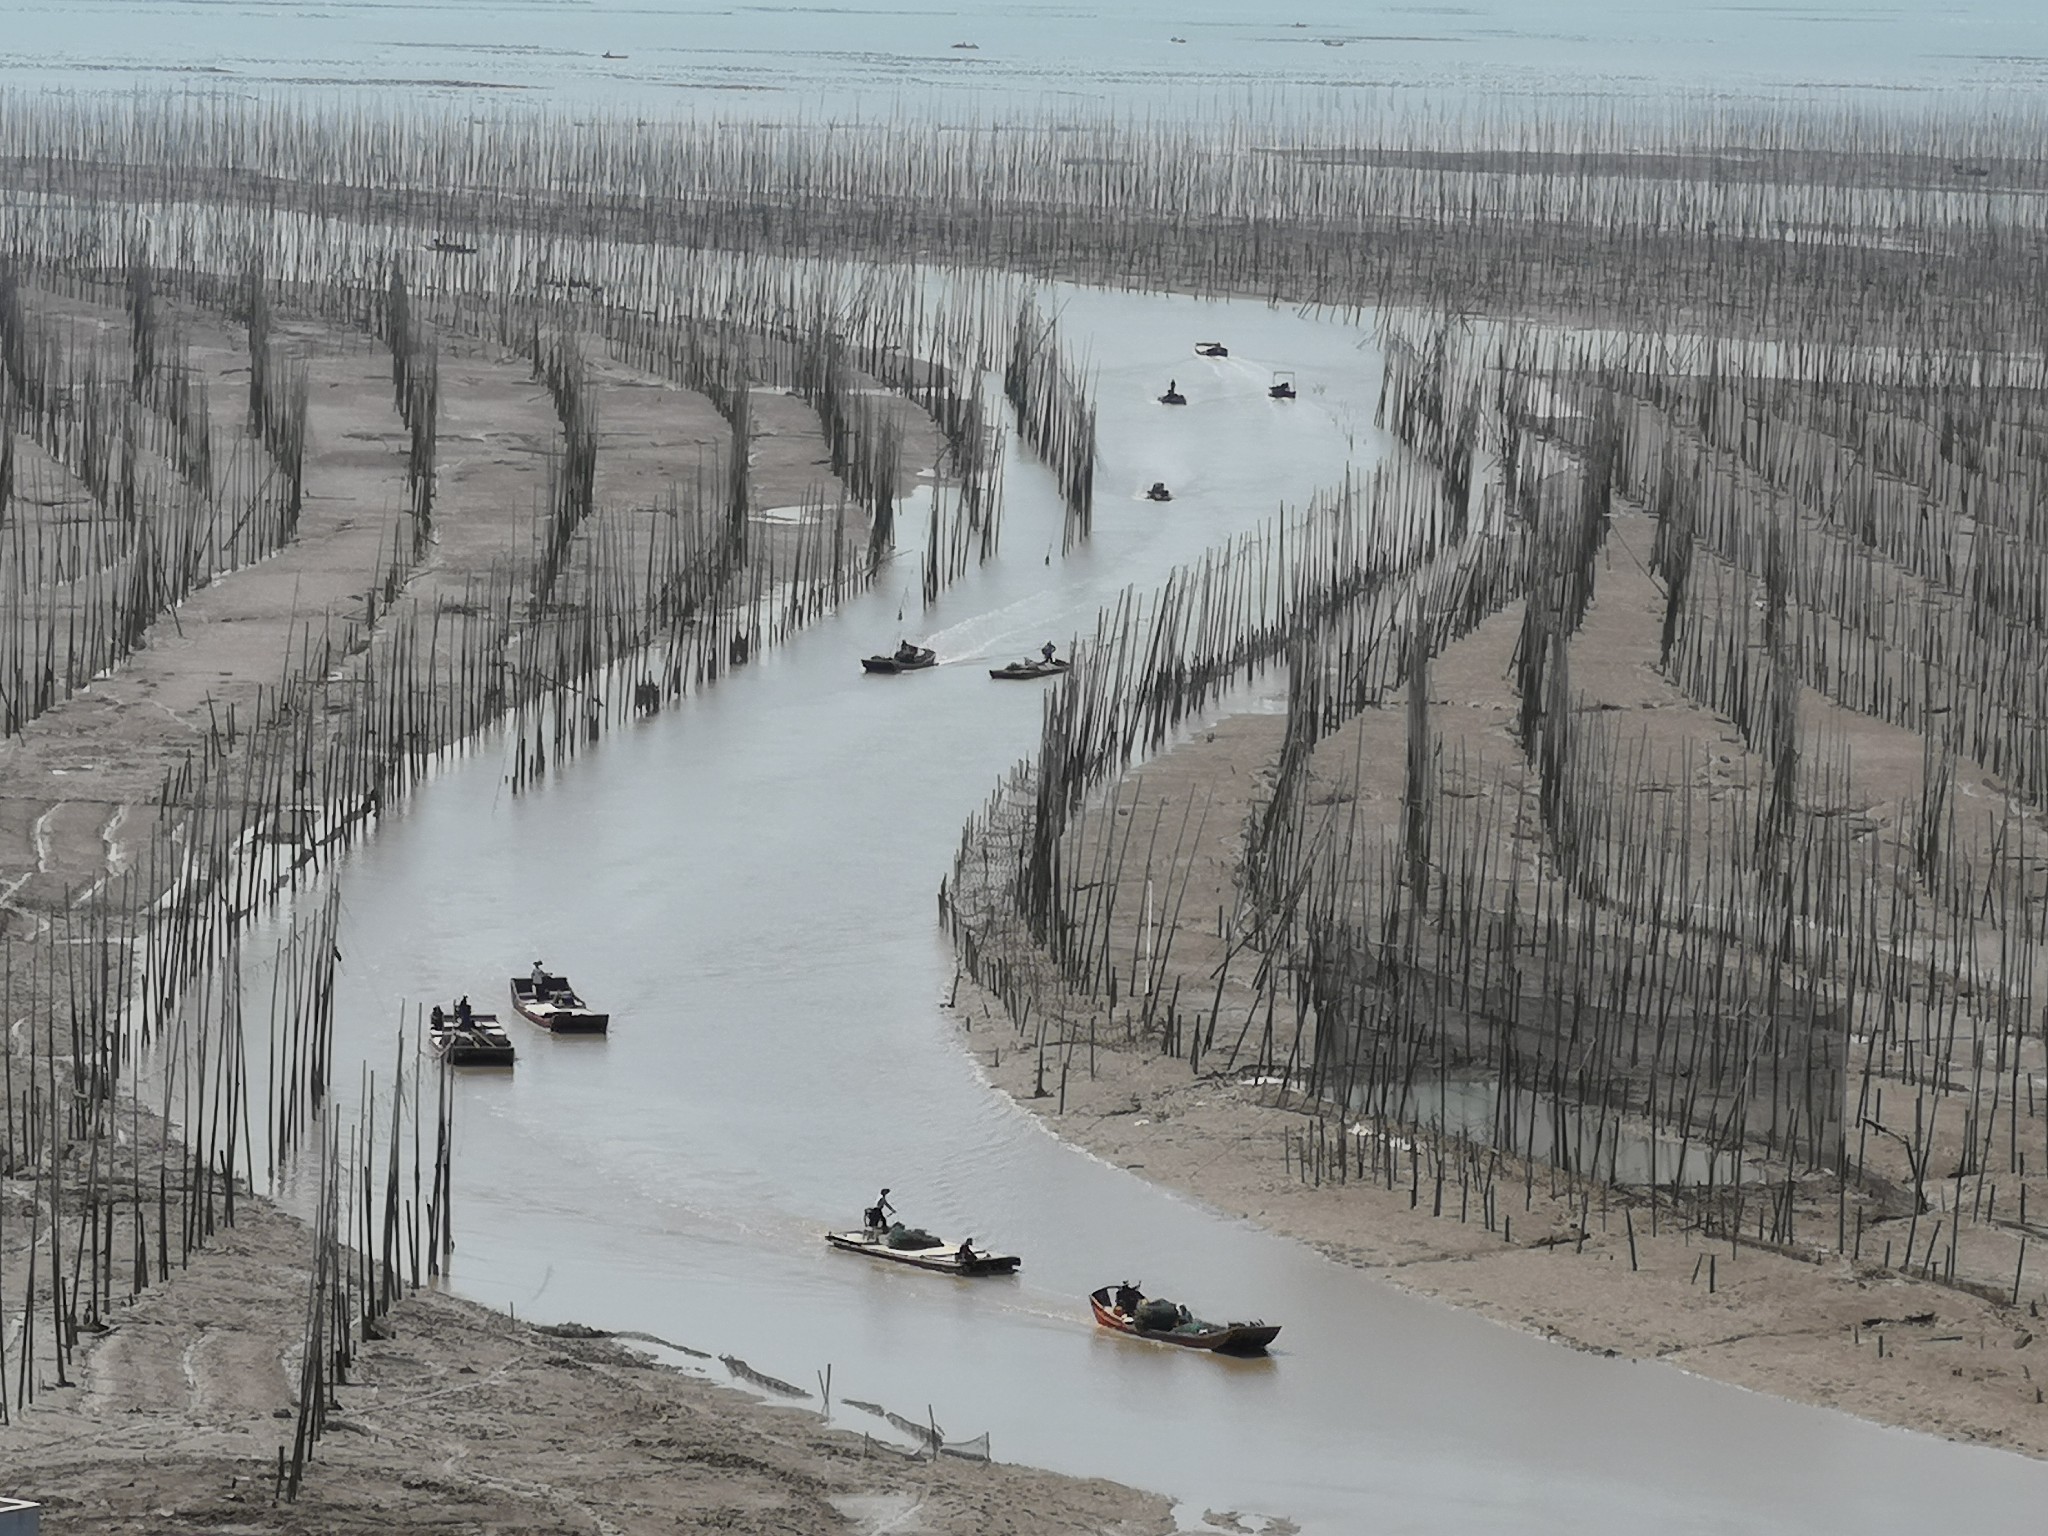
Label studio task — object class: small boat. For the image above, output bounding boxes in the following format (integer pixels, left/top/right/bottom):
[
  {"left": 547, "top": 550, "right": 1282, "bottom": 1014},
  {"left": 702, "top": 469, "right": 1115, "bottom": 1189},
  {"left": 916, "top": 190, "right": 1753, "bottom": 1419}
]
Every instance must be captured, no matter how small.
[
  {"left": 990, "top": 658, "right": 1070, "bottom": 681},
  {"left": 1159, "top": 384, "right": 1188, "bottom": 406},
  {"left": 827, "top": 1225, "right": 1020, "bottom": 1276},
  {"left": 1146, "top": 482, "right": 1173, "bottom": 502},
  {"left": 1089, "top": 1284, "right": 1280, "bottom": 1353},
  {"left": 1269, "top": 371, "right": 1298, "bottom": 400},
  {"left": 428, "top": 1007, "right": 515, "bottom": 1066},
  {"left": 1193, "top": 341, "right": 1229, "bottom": 358},
  {"left": 509, "top": 972, "right": 609, "bottom": 1033},
  {"left": 603, "top": 51, "right": 628, "bottom": 59},
  {"left": 426, "top": 238, "right": 477, "bottom": 255},
  {"left": 862, "top": 645, "right": 937, "bottom": 674}
]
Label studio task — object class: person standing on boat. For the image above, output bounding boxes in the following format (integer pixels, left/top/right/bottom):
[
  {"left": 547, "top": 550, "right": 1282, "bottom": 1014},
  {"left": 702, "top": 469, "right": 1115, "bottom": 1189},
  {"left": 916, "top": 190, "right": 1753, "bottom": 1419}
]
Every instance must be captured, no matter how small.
[
  {"left": 864, "top": 1188, "right": 895, "bottom": 1232},
  {"left": 431, "top": 1003, "right": 446, "bottom": 1028},
  {"left": 530, "top": 959, "right": 548, "bottom": 990},
  {"left": 1040, "top": 641, "right": 1057, "bottom": 665},
  {"left": 456, "top": 996, "right": 472, "bottom": 1024}
]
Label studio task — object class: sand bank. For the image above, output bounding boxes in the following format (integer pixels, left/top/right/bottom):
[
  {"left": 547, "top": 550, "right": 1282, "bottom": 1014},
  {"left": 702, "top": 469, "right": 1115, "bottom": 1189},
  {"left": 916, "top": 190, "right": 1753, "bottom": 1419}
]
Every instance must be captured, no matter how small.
[{"left": 950, "top": 489, "right": 2048, "bottom": 1458}]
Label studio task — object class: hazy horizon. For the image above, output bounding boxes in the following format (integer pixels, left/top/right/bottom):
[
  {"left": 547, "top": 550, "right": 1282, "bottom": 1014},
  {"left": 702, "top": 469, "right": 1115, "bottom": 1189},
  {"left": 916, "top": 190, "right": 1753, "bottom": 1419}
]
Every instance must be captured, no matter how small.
[{"left": 6, "top": 1, "right": 2045, "bottom": 114}]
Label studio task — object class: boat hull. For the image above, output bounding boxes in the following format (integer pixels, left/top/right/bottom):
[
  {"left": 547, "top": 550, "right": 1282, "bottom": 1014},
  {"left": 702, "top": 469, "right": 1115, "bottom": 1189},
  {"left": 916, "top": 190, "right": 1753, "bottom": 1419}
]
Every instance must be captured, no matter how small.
[
  {"left": 862, "top": 649, "right": 936, "bottom": 674},
  {"left": 826, "top": 1230, "right": 1020, "bottom": 1276},
  {"left": 431, "top": 1030, "right": 516, "bottom": 1066},
  {"left": 989, "top": 661, "right": 1070, "bottom": 681},
  {"left": 509, "top": 976, "right": 610, "bottom": 1033},
  {"left": 1089, "top": 1287, "right": 1279, "bottom": 1353}
]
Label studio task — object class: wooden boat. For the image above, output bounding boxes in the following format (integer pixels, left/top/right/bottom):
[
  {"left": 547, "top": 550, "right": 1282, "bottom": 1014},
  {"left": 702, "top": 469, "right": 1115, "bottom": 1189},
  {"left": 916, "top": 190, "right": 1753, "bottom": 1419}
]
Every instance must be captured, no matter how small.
[
  {"left": 428, "top": 1008, "right": 515, "bottom": 1066},
  {"left": 862, "top": 646, "right": 936, "bottom": 674},
  {"left": 1146, "top": 482, "right": 1173, "bottom": 502},
  {"left": 826, "top": 1226, "right": 1020, "bottom": 1276},
  {"left": 426, "top": 238, "right": 477, "bottom": 255},
  {"left": 1269, "top": 371, "right": 1298, "bottom": 400},
  {"left": 1159, "top": 385, "right": 1188, "bottom": 405},
  {"left": 1089, "top": 1284, "right": 1279, "bottom": 1353},
  {"left": 989, "top": 658, "right": 1070, "bottom": 681},
  {"left": 1193, "top": 341, "right": 1229, "bottom": 358},
  {"left": 509, "top": 973, "right": 610, "bottom": 1033}
]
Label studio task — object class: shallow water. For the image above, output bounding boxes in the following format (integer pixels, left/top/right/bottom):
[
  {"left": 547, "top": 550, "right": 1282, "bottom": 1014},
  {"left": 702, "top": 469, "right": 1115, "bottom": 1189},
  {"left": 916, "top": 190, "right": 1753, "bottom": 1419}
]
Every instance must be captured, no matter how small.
[
  {"left": 269, "top": 286, "right": 2048, "bottom": 1533},
  {"left": 10, "top": 1, "right": 2048, "bottom": 110}
]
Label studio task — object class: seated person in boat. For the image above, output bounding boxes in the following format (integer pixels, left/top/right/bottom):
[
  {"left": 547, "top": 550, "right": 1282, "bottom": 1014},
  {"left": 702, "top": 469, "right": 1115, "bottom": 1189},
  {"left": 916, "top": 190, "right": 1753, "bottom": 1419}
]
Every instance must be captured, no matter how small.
[
  {"left": 956, "top": 1238, "right": 978, "bottom": 1265},
  {"left": 1114, "top": 1281, "right": 1143, "bottom": 1316},
  {"left": 895, "top": 640, "right": 920, "bottom": 663},
  {"left": 431, "top": 1003, "right": 447, "bottom": 1028},
  {"left": 864, "top": 1187, "right": 895, "bottom": 1232}
]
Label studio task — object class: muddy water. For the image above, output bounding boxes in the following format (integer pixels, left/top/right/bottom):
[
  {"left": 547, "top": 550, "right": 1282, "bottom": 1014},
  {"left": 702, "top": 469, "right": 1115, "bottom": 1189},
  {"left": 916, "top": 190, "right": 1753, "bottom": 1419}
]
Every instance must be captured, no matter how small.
[{"left": 302, "top": 288, "right": 2048, "bottom": 1533}]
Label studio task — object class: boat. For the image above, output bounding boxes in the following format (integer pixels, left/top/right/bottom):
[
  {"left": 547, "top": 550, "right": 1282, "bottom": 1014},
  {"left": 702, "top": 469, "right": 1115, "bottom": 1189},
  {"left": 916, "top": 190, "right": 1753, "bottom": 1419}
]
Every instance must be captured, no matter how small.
[
  {"left": 426, "top": 238, "right": 477, "bottom": 255},
  {"left": 1089, "top": 1284, "right": 1280, "bottom": 1353},
  {"left": 826, "top": 1225, "right": 1020, "bottom": 1276},
  {"left": 509, "top": 972, "right": 610, "bottom": 1033},
  {"left": 427, "top": 1007, "right": 515, "bottom": 1066},
  {"left": 1146, "top": 481, "right": 1173, "bottom": 502},
  {"left": 862, "top": 645, "right": 937, "bottom": 674},
  {"left": 989, "top": 658, "right": 1070, "bottom": 681},
  {"left": 1159, "top": 383, "right": 1188, "bottom": 405},
  {"left": 1269, "top": 370, "right": 1298, "bottom": 400},
  {"left": 1193, "top": 341, "right": 1229, "bottom": 358}
]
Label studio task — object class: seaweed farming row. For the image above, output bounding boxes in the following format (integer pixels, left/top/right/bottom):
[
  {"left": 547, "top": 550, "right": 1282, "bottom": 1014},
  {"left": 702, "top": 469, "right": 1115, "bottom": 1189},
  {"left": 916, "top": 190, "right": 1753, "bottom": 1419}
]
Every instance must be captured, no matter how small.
[
  {"left": 949, "top": 289, "right": 2048, "bottom": 1323},
  {"left": 8, "top": 82, "right": 2048, "bottom": 1489},
  {"left": 6, "top": 94, "right": 2046, "bottom": 360},
  {"left": 0, "top": 139, "right": 1045, "bottom": 1485},
  {"left": 1004, "top": 295, "right": 1096, "bottom": 554}
]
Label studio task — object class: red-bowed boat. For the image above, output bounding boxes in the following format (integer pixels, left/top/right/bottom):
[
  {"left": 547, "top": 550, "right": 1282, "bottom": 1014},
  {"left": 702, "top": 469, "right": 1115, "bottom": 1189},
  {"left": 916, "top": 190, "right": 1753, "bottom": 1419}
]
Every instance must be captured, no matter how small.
[{"left": 1089, "top": 1284, "right": 1279, "bottom": 1353}]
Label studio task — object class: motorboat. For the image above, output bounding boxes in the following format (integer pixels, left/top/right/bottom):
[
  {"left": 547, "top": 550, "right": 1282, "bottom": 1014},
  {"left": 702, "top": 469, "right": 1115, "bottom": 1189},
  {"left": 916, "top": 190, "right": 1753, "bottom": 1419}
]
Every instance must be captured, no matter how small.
[
  {"left": 1089, "top": 1283, "right": 1279, "bottom": 1353},
  {"left": 827, "top": 1225, "right": 1020, "bottom": 1275},
  {"left": 428, "top": 1006, "right": 515, "bottom": 1066},
  {"left": 1146, "top": 482, "right": 1173, "bottom": 502},
  {"left": 1269, "top": 371, "right": 1298, "bottom": 400},
  {"left": 990, "top": 658, "right": 1071, "bottom": 681},
  {"left": 862, "top": 645, "right": 937, "bottom": 674},
  {"left": 509, "top": 971, "right": 610, "bottom": 1033},
  {"left": 1159, "top": 383, "right": 1188, "bottom": 405},
  {"left": 1193, "top": 341, "right": 1229, "bottom": 358}
]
